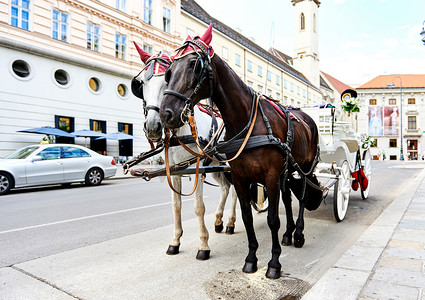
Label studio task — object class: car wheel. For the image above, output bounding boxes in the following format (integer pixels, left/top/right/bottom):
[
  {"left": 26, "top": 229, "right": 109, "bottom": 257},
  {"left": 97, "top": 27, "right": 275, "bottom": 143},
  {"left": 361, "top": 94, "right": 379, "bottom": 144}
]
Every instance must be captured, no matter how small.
[
  {"left": 0, "top": 172, "right": 13, "bottom": 195},
  {"left": 85, "top": 168, "right": 103, "bottom": 186}
]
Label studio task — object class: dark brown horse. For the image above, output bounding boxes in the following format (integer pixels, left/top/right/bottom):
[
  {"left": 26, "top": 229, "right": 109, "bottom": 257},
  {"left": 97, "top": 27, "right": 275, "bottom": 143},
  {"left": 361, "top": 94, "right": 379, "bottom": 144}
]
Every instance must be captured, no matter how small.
[{"left": 160, "top": 25, "right": 322, "bottom": 279}]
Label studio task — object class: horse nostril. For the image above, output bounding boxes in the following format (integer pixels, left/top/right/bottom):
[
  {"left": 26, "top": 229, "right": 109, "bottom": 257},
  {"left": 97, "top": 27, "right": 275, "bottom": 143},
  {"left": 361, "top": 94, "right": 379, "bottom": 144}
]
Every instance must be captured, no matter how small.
[{"left": 162, "top": 109, "right": 174, "bottom": 124}]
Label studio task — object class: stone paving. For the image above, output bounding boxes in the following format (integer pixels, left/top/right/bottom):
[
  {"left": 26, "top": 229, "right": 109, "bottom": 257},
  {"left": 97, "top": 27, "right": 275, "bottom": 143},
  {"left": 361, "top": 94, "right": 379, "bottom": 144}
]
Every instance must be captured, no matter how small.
[{"left": 303, "top": 167, "right": 425, "bottom": 300}]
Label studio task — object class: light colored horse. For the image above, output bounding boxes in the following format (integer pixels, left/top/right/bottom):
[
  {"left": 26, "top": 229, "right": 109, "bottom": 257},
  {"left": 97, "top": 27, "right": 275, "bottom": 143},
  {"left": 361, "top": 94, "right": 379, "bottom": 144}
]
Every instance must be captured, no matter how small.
[{"left": 132, "top": 44, "right": 237, "bottom": 260}]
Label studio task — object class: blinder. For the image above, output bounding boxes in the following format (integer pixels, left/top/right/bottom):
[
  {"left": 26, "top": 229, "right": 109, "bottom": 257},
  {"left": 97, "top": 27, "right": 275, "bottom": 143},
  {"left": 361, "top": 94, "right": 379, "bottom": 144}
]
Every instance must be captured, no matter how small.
[
  {"left": 164, "top": 66, "right": 171, "bottom": 84},
  {"left": 131, "top": 76, "right": 144, "bottom": 100}
]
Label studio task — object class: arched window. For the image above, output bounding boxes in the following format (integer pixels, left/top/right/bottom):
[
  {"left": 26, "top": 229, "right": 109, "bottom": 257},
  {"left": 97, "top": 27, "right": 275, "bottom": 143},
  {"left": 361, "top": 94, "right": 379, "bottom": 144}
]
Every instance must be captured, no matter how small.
[
  {"left": 313, "top": 14, "right": 317, "bottom": 32},
  {"left": 300, "top": 13, "right": 305, "bottom": 30}
]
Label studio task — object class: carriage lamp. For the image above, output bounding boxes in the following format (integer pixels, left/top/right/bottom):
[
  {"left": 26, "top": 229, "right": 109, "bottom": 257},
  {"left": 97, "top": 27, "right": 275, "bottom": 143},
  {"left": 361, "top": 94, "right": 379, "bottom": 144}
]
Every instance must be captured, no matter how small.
[
  {"left": 387, "top": 76, "right": 404, "bottom": 160},
  {"left": 421, "top": 21, "right": 425, "bottom": 45}
]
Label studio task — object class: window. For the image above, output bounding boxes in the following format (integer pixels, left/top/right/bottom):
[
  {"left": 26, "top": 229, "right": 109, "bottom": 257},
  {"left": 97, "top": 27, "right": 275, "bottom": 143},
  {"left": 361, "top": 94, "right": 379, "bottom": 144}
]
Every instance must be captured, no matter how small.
[
  {"left": 55, "top": 115, "right": 74, "bottom": 143},
  {"left": 369, "top": 99, "right": 377, "bottom": 105},
  {"left": 258, "top": 85, "right": 263, "bottom": 93},
  {"left": 222, "top": 47, "right": 228, "bottom": 60},
  {"left": 143, "top": 44, "right": 153, "bottom": 54},
  {"left": 247, "top": 81, "right": 253, "bottom": 88},
  {"left": 290, "top": 83, "right": 294, "bottom": 92},
  {"left": 371, "top": 139, "right": 377, "bottom": 147},
  {"left": 408, "top": 98, "right": 415, "bottom": 105},
  {"left": 389, "top": 139, "right": 397, "bottom": 147},
  {"left": 143, "top": 0, "right": 152, "bottom": 25},
  {"left": 235, "top": 53, "right": 241, "bottom": 66},
  {"left": 89, "top": 77, "right": 101, "bottom": 92},
  {"left": 11, "top": 0, "right": 30, "bottom": 30},
  {"left": 117, "top": 84, "right": 128, "bottom": 97},
  {"left": 284, "top": 79, "right": 287, "bottom": 89},
  {"left": 54, "top": 69, "right": 69, "bottom": 86},
  {"left": 163, "top": 7, "right": 171, "bottom": 33},
  {"left": 300, "top": 13, "right": 305, "bottom": 30},
  {"left": 115, "top": 33, "right": 127, "bottom": 59},
  {"left": 38, "top": 147, "right": 61, "bottom": 160},
  {"left": 116, "top": 0, "right": 126, "bottom": 11},
  {"left": 12, "top": 59, "right": 30, "bottom": 78},
  {"left": 52, "top": 9, "right": 68, "bottom": 42},
  {"left": 389, "top": 98, "right": 396, "bottom": 105},
  {"left": 186, "top": 28, "right": 195, "bottom": 38},
  {"left": 118, "top": 122, "right": 133, "bottom": 156},
  {"left": 267, "top": 71, "right": 271, "bottom": 81},
  {"left": 258, "top": 66, "right": 262, "bottom": 77},
  {"left": 297, "top": 86, "right": 300, "bottom": 95},
  {"left": 276, "top": 75, "right": 280, "bottom": 85},
  {"left": 87, "top": 22, "right": 100, "bottom": 51},
  {"left": 267, "top": 89, "right": 272, "bottom": 97},
  {"left": 408, "top": 116, "right": 417, "bottom": 130},
  {"left": 63, "top": 147, "right": 90, "bottom": 159},
  {"left": 303, "top": 89, "right": 306, "bottom": 98},
  {"left": 276, "top": 92, "right": 281, "bottom": 99},
  {"left": 91, "top": 119, "right": 106, "bottom": 133},
  {"left": 247, "top": 60, "right": 253, "bottom": 72},
  {"left": 284, "top": 96, "right": 288, "bottom": 104}
]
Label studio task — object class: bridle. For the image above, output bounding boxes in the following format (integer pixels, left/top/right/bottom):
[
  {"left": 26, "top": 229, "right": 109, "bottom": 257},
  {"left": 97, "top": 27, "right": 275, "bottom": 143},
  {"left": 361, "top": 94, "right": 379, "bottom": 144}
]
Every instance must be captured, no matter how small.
[
  {"left": 163, "top": 39, "right": 214, "bottom": 123},
  {"left": 131, "top": 54, "right": 172, "bottom": 119},
  {"left": 131, "top": 53, "right": 172, "bottom": 145}
]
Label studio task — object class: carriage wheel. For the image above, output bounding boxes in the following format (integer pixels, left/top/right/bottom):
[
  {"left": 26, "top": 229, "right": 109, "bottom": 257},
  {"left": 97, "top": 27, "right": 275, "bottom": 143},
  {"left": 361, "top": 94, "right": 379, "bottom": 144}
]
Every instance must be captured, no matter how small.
[
  {"left": 333, "top": 160, "right": 351, "bottom": 222},
  {"left": 361, "top": 149, "right": 372, "bottom": 200}
]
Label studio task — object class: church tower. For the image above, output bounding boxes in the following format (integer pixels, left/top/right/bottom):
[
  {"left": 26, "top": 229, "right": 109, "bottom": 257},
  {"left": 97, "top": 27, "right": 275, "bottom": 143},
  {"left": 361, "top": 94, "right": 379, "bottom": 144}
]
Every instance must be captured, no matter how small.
[{"left": 292, "top": 0, "right": 320, "bottom": 88}]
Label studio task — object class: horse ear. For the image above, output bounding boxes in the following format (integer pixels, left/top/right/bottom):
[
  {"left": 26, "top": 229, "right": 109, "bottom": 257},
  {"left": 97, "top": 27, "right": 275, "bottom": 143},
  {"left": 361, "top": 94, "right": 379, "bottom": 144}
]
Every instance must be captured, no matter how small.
[
  {"left": 133, "top": 41, "right": 151, "bottom": 63},
  {"left": 200, "top": 24, "right": 213, "bottom": 45}
]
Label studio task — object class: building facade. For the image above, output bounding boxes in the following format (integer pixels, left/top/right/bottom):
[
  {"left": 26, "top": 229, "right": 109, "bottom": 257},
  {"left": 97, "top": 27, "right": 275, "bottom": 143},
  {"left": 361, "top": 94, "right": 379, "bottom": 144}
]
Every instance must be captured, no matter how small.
[
  {"left": 356, "top": 75, "right": 425, "bottom": 160},
  {"left": 0, "top": 0, "right": 181, "bottom": 158},
  {"left": 1, "top": 0, "right": 354, "bottom": 159}
]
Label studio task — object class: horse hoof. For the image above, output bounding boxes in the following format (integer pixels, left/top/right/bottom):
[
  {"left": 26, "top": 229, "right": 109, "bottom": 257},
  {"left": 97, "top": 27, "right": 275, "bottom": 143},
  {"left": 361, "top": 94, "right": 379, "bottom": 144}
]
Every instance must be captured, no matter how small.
[
  {"left": 215, "top": 224, "right": 224, "bottom": 233},
  {"left": 225, "top": 226, "right": 235, "bottom": 235},
  {"left": 281, "top": 236, "right": 292, "bottom": 246},
  {"left": 265, "top": 266, "right": 281, "bottom": 279},
  {"left": 294, "top": 238, "right": 305, "bottom": 248},
  {"left": 166, "top": 245, "right": 180, "bottom": 255},
  {"left": 196, "top": 250, "right": 210, "bottom": 260},
  {"left": 242, "top": 261, "right": 257, "bottom": 273}
]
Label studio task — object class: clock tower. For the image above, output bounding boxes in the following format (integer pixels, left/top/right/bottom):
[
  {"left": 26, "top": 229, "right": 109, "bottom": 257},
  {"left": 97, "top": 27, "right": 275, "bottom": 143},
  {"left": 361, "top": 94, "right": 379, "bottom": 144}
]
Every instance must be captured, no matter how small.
[{"left": 292, "top": 0, "right": 320, "bottom": 88}]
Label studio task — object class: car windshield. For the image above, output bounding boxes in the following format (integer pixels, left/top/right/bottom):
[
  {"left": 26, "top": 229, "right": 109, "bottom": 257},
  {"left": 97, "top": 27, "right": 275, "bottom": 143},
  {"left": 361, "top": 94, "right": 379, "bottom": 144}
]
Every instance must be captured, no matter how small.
[{"left": 3, "top": 146, "right": 40, "bottom": 159}]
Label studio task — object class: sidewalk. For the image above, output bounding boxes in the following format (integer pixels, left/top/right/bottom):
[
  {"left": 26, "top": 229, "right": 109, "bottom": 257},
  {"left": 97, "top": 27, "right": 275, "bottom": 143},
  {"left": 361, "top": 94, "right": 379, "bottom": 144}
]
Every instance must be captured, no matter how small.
[{"left": 303, "top": 167, "right": 425, "bottom": 300}]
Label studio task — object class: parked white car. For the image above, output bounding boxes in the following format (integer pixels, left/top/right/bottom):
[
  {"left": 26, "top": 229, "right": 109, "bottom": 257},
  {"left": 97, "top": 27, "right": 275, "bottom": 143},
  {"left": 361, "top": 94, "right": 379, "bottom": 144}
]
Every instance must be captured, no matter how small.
[{"left": 0, "top": 144, "right": 117, "bottom": 195}]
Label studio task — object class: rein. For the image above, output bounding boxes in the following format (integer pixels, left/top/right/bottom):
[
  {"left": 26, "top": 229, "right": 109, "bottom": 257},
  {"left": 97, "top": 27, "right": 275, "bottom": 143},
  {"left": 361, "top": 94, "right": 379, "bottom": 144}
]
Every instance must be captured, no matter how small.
[{"left": 163, "top": 39, "right": 214, "bottom": 123}]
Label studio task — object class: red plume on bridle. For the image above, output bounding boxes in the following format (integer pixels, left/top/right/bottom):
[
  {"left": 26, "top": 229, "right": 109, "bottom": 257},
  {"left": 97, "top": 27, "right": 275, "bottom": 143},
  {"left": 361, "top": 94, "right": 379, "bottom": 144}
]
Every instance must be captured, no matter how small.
[
  {"left": 133, "top": 41, "right": 151, "bottom": 63},
  {"left": 200, "top": 24, "right": 213, "bottom": 45}
]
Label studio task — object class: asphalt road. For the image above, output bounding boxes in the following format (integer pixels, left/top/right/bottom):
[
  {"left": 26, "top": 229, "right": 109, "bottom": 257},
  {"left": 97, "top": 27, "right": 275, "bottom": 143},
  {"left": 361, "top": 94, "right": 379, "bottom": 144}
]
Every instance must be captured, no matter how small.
[{"left": 0, "top": 161, "right": 423, "bottom": 298}]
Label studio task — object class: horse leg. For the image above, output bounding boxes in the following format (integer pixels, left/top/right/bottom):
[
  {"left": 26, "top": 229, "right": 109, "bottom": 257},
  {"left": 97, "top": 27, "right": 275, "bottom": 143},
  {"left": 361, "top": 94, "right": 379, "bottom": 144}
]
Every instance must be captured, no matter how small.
[
  {"left": 265, "top": 176, "right": 282, "bottom": 279},
  {"left": 234, "top": 178, "right": 258, "bottom": 274},
  {"left": 166, "top": 175, "right": 183, "bottom": 255},
  {"left": 281, "top": 187, "right": 295, "bottom": 246},
  {"left": 226, "top": 186, "right": 238, "bottom": 234},
  {"left": 193, "top": 174, "right": 210, "bottom": 260},
  {"left": 211, "top": 172, "right": 230, "bottom": 233},
  {"left": 294, "top": 200, "right": 306, "bottom": 248}
]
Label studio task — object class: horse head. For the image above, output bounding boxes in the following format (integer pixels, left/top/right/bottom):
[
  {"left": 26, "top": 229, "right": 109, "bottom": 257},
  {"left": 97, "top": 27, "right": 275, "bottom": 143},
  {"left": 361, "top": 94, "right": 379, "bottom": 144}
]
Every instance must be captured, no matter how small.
[
  {"left": 160, "top": 25, "right": 215, "bottom": 129},
  {"left": 132, "top": 42, "right": 172, "bottom": 141}
]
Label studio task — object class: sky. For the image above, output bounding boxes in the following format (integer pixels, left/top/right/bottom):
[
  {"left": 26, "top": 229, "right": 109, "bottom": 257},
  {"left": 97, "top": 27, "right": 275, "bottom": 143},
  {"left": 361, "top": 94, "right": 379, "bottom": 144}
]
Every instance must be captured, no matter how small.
[{"left": 193, "top": 0, "right": 425, "bottom": 86}]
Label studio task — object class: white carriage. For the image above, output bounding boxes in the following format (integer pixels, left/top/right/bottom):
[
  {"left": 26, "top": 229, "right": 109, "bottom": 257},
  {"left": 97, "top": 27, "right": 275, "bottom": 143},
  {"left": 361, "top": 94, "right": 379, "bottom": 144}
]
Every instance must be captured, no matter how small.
[{"left": 303, "top": 104, "right": 372, "bottom": 222}]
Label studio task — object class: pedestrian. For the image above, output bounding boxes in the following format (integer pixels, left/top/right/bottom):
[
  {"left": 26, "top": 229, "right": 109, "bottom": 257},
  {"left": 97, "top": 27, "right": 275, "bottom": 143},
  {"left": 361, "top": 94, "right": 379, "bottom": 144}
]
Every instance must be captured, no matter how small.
[{"left": 382, "top": 150, "right": 386, "bottom": 161}]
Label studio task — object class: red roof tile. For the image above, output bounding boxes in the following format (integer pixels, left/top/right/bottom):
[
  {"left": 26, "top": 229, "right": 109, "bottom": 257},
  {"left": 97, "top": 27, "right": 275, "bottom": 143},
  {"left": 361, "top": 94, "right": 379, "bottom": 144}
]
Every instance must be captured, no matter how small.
[
  {"left": 321, "top": 72, "right": 353, "bottom": 94},
  {"left": 357, "top": 74, "right": 425, "bottom": 89}
]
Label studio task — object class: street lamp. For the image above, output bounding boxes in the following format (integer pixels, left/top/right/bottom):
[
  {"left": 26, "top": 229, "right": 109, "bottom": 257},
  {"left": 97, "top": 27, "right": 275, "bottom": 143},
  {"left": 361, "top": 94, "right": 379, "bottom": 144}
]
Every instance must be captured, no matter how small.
[
  {"left": 421, "top": 21, "right": 425, "bottom": 45},
  {"left": 387, "top": 76, "right": 404, "bottom": 160}
]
